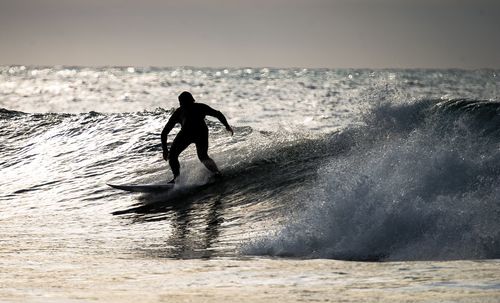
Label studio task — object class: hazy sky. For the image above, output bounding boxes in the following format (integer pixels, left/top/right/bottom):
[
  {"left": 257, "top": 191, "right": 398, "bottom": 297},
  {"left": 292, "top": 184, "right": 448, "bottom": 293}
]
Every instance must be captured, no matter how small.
[{"left": 1, "top": 0, "right": 499, "bottom": 68}]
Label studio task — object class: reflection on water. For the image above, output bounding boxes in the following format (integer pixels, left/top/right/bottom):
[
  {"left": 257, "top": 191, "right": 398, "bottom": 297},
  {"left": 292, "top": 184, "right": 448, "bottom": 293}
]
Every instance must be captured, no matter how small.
[
  {"left": 112, "top": 157, "right": 313, "bottom": 259},
  {"left": 117, "top": 187, "right": 227, "bottom": 259}
]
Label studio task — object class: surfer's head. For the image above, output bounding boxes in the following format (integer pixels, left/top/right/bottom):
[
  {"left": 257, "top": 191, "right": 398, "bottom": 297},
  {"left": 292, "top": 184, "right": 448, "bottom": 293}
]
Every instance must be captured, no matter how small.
[{"left": 178, "top": 91, "right": 195, "bottom": 107}]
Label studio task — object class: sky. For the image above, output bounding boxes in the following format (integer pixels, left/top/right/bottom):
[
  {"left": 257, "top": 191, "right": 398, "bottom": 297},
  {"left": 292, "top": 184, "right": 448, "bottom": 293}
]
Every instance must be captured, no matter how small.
[{"left": 0, "top": 0, "right": 499, "bottom": 69}]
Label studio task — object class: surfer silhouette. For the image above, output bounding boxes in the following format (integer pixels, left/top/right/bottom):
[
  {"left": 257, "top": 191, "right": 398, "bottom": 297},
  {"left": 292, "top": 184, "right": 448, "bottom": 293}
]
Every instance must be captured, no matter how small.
[{"left": 161, "top": 91, "right": 233, "bottom": 183}]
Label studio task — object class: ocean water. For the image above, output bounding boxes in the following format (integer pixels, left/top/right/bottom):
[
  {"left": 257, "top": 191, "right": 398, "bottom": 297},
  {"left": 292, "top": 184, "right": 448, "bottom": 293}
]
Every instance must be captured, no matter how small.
[{"left": 1, "top": 66, "right": 499, "bottom": 302}]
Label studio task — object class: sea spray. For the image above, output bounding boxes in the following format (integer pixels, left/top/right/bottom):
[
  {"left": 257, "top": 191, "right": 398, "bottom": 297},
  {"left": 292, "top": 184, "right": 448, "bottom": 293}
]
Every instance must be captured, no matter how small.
[{"left": 244, "top": 99, "right": 500, "bottom": 261}]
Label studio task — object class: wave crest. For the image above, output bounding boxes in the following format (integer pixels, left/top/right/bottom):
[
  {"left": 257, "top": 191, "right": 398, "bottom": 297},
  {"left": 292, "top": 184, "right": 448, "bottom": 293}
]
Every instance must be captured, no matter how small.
[{"left": 244, "top": 98, "right": 500, "bottom": 261}]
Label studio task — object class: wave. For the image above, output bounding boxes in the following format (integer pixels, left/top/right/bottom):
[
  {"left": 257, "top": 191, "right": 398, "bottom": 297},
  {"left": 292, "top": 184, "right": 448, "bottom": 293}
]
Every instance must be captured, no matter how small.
[
  {"left": 2, "top": 99, "right": 499, "bottom": 261},
  {"left": 244, "top": 98, "right": 500, "bottom": 261}
]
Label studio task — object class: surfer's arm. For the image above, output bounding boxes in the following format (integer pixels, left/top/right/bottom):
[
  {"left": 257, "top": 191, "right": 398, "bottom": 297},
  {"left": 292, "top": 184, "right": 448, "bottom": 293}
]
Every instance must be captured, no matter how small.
[
  {"left": 161, "top": 110, "right": 179, "bottom": 153},
  {"left": 204, "top": 105, "right": 234, "bottom": 136}
]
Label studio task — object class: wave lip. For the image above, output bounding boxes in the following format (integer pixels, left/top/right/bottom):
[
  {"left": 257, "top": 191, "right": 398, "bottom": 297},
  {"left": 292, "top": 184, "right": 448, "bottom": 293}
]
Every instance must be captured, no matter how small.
[{"left": 244, "top": 98, "right": 500, "bottom": 261}]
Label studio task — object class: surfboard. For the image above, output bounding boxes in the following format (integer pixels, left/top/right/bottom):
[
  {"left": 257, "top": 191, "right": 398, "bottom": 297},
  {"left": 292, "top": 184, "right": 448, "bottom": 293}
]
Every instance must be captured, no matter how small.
[{"left": 107, "top": 183, "right": 174, "bottom": 193}]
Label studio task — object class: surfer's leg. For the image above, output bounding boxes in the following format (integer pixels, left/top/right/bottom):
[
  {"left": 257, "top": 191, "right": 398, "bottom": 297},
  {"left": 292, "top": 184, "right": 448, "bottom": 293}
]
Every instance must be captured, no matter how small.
[
  {"left": 195, "top": 135, "right": 220, "bottom": 175},
  {"left": 169, "top": 133, "right": 191, "bottom": 180}
]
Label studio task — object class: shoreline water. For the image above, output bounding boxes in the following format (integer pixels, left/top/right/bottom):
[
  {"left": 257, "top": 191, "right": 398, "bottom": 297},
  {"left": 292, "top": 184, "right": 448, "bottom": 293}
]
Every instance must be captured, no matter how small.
[{"left": 2, "top": 255, "right": 500, "bottom": 302}]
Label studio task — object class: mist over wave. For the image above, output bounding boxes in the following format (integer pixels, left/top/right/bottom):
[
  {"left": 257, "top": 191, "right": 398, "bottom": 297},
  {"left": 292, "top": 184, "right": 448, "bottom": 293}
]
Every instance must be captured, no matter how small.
[{"left": 244, "top": 98, "right": 500, "bottom": 261}]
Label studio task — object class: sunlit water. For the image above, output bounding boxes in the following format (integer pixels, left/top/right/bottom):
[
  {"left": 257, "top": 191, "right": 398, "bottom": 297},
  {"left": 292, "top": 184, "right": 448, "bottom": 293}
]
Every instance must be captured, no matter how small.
[{"left": 1, "top": 66, "right": 499, "bottom": 301}]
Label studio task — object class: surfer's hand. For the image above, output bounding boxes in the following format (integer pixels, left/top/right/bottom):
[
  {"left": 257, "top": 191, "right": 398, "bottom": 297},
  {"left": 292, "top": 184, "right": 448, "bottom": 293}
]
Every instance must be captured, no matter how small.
[
  {"left": 226, "top": 126, "right": 234, "bottom": 136},
  {"left": 162, "top": 150, "right": 169, "bottom": 161}
]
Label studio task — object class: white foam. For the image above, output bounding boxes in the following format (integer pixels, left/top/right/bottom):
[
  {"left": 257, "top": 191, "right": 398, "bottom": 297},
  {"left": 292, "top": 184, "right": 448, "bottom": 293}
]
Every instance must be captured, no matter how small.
[{"left": 245, "top": 99, "right": 500, "bottom": 261}]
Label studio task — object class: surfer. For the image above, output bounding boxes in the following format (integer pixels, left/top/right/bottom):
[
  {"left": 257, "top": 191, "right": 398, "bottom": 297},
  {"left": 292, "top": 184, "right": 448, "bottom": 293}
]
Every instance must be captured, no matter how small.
[{"left": 161, "top": 91, "right": 234, "bottom": 183}]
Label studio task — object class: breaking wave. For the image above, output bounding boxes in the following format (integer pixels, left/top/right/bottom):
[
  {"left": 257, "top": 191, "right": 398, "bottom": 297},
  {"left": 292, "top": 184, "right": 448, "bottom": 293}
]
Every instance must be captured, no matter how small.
[{"left": 244, "top": 99, "right": 500, "bottom": 261}]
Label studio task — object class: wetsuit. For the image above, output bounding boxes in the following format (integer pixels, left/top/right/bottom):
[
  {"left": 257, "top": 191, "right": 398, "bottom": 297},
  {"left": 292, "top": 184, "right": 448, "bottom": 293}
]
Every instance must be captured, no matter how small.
[{"left": 161, "top": 103, "right": 231, "bottom": 179}]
